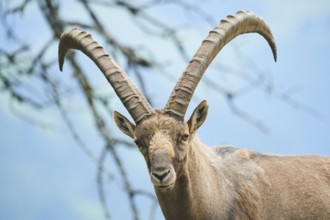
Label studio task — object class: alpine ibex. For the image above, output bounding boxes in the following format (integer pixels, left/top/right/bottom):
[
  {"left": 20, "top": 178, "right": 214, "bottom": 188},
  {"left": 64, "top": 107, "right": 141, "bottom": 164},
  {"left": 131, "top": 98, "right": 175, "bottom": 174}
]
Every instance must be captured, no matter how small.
[{"left": 59, "top": 11, "right": 330, "bottom": 220}]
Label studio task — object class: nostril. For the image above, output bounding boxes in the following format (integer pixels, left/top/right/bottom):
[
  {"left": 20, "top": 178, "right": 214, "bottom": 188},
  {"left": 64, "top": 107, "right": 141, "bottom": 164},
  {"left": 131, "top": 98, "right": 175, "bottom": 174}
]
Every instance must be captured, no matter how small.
[{"left": 152, "top": 170, "right": 170, "bottom": 182}]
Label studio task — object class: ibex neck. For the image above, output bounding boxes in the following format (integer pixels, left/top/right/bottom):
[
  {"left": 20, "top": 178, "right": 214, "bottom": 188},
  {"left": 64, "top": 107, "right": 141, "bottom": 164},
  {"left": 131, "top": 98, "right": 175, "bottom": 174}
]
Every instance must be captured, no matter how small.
[{"left": 155, "top": 137, "right": 227, "bottom": 219}]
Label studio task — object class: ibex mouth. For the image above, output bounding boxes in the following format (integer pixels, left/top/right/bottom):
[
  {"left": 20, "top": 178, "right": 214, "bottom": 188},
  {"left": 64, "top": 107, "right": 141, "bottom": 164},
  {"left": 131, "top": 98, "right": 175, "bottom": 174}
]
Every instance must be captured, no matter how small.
[
  {"left": 154, "top": 182, "right": 175, "bottom": 191},
  {"left": 150, "top": 164, "right": 176, "bottom": 187},
  {"left": 151, "top": 170, "right": 176, "bottom": 191}
]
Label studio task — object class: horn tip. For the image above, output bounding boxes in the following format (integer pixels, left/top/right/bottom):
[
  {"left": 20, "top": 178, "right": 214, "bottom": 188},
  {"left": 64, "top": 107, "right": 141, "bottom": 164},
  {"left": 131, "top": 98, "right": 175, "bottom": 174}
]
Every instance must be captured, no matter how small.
[
  {"left": 59, "top": 61, "right": 64, "bottom": 71},
  {"left": 58, "top": 44, "right": 66, "bottom": 71},
  {"left": 272, "top": 46, "right": 278, "bottom": 62}
]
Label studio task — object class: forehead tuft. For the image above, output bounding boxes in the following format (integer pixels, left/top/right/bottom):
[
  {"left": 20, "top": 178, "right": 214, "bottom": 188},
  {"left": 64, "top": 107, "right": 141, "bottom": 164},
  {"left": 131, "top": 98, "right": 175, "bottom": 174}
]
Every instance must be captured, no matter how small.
[{"left": 135, "top": 112, "right": 187, "bottom": 139}]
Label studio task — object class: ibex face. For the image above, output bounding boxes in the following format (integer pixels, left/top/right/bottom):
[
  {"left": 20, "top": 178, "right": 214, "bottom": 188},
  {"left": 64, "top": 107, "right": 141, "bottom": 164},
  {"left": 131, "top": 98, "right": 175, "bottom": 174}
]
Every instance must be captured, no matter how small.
[{"left": 114, "top": 101, "right": 208, "bottom": 190}]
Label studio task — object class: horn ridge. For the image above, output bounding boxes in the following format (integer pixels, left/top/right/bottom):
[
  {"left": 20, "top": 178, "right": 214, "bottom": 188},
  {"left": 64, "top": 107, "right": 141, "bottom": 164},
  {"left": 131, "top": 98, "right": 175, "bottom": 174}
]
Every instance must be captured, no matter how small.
[
  {"left": 165, "top": 11, "right": 277, "bottom": 119},
  {"left": 58, "top": 27, "right": 153, "bottom": 123}
]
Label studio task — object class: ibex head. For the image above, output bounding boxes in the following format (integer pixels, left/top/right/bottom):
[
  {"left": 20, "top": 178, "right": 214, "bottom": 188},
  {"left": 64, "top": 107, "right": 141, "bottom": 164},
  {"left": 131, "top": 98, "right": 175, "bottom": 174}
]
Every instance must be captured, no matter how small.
[
  {"left": 114, "top": 101, "right": 208, "bottom": 190},
  {"left": 59, "top": 11, "right": 276, "bottom": 191}
]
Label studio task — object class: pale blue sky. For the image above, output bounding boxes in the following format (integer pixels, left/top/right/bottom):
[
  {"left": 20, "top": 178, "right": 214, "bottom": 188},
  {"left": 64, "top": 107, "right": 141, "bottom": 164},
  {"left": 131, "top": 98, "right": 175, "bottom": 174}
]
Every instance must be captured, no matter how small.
[{"left": 1, "top": 1, "right": 330, "bottom": 219}]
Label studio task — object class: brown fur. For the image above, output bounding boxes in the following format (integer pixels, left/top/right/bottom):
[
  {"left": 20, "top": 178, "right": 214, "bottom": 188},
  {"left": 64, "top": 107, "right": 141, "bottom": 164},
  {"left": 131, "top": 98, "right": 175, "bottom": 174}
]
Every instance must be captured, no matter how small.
[
  {"left": 234, "top": 149, "right": 251, "bottom": 160},
  {"left": 117, "top": 110, "right": 330, "bottom": 220}
]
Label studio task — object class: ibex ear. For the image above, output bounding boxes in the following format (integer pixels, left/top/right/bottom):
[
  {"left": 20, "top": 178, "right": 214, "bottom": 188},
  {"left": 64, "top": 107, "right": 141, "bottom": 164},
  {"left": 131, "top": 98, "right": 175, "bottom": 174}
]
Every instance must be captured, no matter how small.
[
  {"left": 187, "top": 100, "right": 209, "bottom": 134},
  {"left": 113, "top": 111, "right": 135, "bottom": 139}
]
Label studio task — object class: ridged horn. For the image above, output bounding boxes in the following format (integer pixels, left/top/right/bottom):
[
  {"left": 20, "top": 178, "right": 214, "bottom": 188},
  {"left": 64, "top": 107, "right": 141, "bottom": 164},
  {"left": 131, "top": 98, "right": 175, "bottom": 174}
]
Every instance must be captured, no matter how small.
[
  {"left": 59, "top": 27, "right": 153, "bottom": 123},
  {"left": 165, "top": 11, "right": 277, "bottom": 119}
]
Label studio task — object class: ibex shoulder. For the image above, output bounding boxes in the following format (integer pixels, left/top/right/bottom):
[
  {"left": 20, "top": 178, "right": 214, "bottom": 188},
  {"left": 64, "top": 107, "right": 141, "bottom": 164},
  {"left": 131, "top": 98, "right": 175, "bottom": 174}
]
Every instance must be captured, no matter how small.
[{"left": 213, "top": 145, "right": 267, "bottom": 160}]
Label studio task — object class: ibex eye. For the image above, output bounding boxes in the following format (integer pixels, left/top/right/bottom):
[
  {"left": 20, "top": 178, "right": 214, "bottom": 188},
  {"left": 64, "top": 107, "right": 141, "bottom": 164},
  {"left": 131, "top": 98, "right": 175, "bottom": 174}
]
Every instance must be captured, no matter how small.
[
  {"left": 134, "top": 140, "right": 142, "bottom": 148},
  {"left": 182, "top": 134, "right": 189, "bottom": 142}
]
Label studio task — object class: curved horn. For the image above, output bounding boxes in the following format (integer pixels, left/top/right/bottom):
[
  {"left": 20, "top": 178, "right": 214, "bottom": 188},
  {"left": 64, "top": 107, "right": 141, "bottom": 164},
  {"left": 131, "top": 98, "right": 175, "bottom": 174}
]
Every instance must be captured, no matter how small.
[
  {"left": 165, "top": 11, "right": 277, "bottom": 119},
  {"left": 59, "top": 27, "right": 153, "bottom": 123}
]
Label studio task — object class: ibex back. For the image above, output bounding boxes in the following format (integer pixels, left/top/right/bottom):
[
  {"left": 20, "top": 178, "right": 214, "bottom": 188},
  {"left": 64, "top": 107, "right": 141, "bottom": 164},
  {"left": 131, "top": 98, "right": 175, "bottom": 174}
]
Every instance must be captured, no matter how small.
[{"left": 59, "top": 11, "right": 330, "bottom": 220}]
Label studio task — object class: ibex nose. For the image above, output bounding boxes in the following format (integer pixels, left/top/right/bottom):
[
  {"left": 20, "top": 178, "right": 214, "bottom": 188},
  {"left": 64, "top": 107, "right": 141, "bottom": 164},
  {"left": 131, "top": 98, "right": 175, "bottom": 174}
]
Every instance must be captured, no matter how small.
[{"left": 152, "top": 169, "right": 171, "bottom": 182}]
